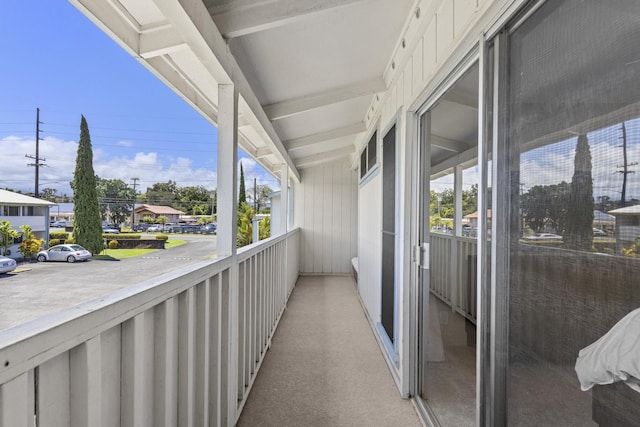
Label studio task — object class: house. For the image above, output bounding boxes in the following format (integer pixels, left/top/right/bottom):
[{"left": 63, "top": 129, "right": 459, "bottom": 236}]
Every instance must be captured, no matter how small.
[
  {"left": 49, "top": 202, "right": 74, "bottom": 224},
  {"left": 608, "top": 205, "right": 640, "bottom": 252},
  {"left": 1, "top": 1, "right": 639, "bottom": 426},
  {"left": 133, "top": 204, "right": 185, "bottom": 224},
  {"left": 593, "top": 209, "right": 616, "bottom": 232},
  {"left": 0, "top": 189, "right": 55, "bottom": 258}
]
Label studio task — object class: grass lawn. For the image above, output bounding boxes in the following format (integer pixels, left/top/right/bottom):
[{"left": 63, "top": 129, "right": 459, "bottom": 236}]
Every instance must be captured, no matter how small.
[{"left": 93, "top": 239, "right": 186, "bottom": 260}]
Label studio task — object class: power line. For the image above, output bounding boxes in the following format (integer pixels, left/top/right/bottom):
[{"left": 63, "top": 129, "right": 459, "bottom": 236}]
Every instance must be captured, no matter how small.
[
  {"left": 25, "top": 108, "right": 46, "bottom": 197},
  {"left": 615, "top": 122, "right": 637, "bottom": 207}
]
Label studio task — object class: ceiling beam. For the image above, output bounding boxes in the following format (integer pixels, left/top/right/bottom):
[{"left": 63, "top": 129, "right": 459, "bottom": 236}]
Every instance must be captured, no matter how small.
[
  {"left": 431, "top": 134, "right": 471, "bottom": 153},
  {"left": 264, "top": 77, "right": 386, "bottom": 121},
  {"left": 139, "top": 27, "right": 188, "bottom": 59},
  {"left": 295, "top": 145, "right": 355, "bottom": 169},
  {"left": 284, "top": 122, "right": 366, "bottom": 152},
  {"left": 255, "top": 147, "right": 272, "bottom": 159},
  {"left": 295, "top": 145, "right": 354, "bottom": 169},
  {"left": 443, "top": 88, "right": 478, "bottom": 110},
  {"left": 210, "top": 0, "right": 371, "bottom": 39},
  {"left": 149, "top": 0, "right": 301, "bottom": 182}
]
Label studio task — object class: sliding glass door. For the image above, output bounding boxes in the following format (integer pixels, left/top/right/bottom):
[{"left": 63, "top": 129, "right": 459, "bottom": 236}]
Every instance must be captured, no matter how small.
[{"left": 488, "top": 0, "right": 640, "bottom": 424}]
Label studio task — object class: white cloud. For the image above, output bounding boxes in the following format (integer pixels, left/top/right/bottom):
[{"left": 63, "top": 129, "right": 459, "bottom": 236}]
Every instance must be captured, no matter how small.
[
  {"left": 0, "top": 136, "right": 218, "bottom": 196},
  {"left": 239, "top": 157, "right": 280, "bottom": 190},
  {"left": 116, "top": 140, "right": 134, "bottom": 147}
]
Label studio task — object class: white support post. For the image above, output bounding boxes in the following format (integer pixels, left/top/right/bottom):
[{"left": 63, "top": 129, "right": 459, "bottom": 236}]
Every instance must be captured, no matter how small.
[
  {"left": 217, "top": 84, "right": 239, "bottom": 257},
  {"left": 217, "top": 84, "right": 239, "bottom": 425},
  {"left": 452, "top": 164, "right": 463, "bottom": 310},
  {"left": 280, "top": 164, "right": 289, "bottom": 234},
  {"left": 454, "top": 165, "right": 463, "bottom": 236}
]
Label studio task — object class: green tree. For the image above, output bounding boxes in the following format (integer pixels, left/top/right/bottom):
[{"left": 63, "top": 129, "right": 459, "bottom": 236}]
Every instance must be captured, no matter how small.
[
  {"left": 237, "top": 202, "right": 254, "bottom": 247},
  {"left": 18, "top": 225, "right": 44, "bottom": 260},
  {"left": 521, "top": 182, "right": 570, "bottom": 234},
  {"left": 177, "top": 185, "right": 212, "bottom": 215},
  {"left": 239, "top": 162, "right": 247, "bottom": 208},
  {"left": 462, "top": 184, "right": 478, "bottom": 216},
  {"left": 259, "top": 216, "right": 270, "bottom": 240},
  {"left": 96, "top": 177, "right": 136, "bottom": 225},
  {"left": 565, "top": 134, "right": 594, "bottom": 251},
  {"left": 0, "top": 220, "right": 18, "bottom": 256},
  {"left": 156, "top": 215, "right": 168, "bottom": 231},
  {"left": 248, "top": 184, "right": 273, "bottom": 213},
  {"left": 142, "top": 215, "right": 155, "bottom": 224},
  {"left": 71, "top": 116, "right": 104, "bottom": 254},
  {"left": 39, "top": 188, "right": 58, "bottom": 202},
  {"left": 145, "top": 181, "right": 179, "bottom": 207}
]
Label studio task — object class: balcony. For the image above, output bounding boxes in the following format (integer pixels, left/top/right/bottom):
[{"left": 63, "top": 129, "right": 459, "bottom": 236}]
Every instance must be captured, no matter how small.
[{"left": 0, "top": 229, "right": 418, "bottom": 426}]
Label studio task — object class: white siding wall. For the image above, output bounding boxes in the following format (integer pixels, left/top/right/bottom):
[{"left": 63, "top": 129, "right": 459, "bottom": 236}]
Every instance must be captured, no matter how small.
[
  {"left": 294, "top": 159, "right": 358, "bottom": 274},
  {"left": 1, "top": 215, "right": 48, "bottom": 233},
  {"left": 356, "top": 0, "right": 499, "bottom": 384},
  {"left": 358, "top": 172, "right": 382, "bottom": 322}
]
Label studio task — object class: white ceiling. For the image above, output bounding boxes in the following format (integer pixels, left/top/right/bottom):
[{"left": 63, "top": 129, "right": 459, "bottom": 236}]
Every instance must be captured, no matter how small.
[{"left": 70, "top": 0, "right": 420, "bottom": 181}]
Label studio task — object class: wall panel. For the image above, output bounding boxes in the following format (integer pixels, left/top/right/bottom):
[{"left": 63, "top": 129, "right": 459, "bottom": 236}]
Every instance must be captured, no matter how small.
[
  {"left": 455, "top": 0, "right": 478, "bottom": 38},
  {"left": 294, "top": 159, "right": 358, "bottom": 274},
  {"left": 436, "top": 1, "right": 455, "bottom": 62},
  {"left": 358, "top": 172, "right": 382, "bottom": 322},
  {"left": 423, "top": 21, "right": 437, "bottom": 80},
  {"left": 412, "top": 38, "right": 424, "bottom": 96}
]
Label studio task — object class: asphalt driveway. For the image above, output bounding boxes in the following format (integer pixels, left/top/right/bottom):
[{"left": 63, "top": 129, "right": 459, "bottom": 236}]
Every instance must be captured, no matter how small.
[{"left": 0, "top": 235, "right": 217, "bottom": 330}]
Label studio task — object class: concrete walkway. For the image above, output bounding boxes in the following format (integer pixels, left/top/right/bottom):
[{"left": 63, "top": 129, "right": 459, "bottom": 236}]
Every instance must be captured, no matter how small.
[{"left": 236, "top": 275, "right": 422, "bottom": 427}]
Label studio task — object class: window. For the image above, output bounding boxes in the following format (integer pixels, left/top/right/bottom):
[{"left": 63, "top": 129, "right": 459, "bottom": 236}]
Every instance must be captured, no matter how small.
[
  {"left": 2, "top": 206, "right": 19, "bottom": 216},
  {"left": 491, "top": 1, "right": 640, "bottom": 425},
  {"left": 360, "top": 131, "right": 377, "bottom": 181}
]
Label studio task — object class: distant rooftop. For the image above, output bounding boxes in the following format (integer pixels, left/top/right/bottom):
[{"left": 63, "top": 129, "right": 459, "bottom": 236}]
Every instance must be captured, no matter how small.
[{"left": 0, "top": 189, "right": 55, "bottom": 206}]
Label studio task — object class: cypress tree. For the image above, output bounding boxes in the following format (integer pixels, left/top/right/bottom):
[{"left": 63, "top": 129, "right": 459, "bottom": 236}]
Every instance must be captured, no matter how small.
[
  {"left": 72, "top": 115, "right": 104, "bottom": 254},
  {"left": 239, "top": 162, "right": 247, "bottom": 208},
  {"left": 565, "top": 134, "right": 594, "bottom": 251}
]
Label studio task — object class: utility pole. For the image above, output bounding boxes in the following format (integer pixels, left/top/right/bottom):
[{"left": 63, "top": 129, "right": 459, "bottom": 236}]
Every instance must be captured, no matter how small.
[
  {"left": 616, "top": 122, "right": 637, "bottom": 207},
  {"left": 26, "top": 107, "right": 46, "bottom": 197},
  {"left": 130, "top": 177, "right": 139, "bottom": 226},
  {"left": 254, "top": 177, "right": 257, "bottom": 212}
]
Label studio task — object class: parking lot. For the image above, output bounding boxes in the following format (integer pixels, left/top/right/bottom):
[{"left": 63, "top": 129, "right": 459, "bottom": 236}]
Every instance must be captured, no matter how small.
[{"left": 0, "top": 234, "right": 217, "bottom": 330}]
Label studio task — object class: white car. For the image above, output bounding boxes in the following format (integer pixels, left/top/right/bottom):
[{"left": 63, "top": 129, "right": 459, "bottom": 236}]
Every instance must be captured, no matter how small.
[
  {"left": 524, "top": 233, "right": 563, "bottom": 240},
  {"left": 37, "top": 244, "right": 92, "bottom": 263},
  {"left": 147, "top": 225, "right": 162, "bottom": 232},
  {"left": 0, "top": 256, "right": 17, "bottom": 274}
]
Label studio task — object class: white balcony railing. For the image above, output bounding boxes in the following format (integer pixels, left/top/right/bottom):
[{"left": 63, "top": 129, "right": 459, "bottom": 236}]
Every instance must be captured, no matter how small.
[
  {"left": 0, "top": 228, "right": 300, "bottom": 427},
  {"left": 430, "top": 233, "right": 477, "bottom": 323}
]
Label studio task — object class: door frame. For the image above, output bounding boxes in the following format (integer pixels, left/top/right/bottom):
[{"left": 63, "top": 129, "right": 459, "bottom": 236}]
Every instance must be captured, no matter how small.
[{"left": 408, "top": 47, "right": 482, "bottom": 425}]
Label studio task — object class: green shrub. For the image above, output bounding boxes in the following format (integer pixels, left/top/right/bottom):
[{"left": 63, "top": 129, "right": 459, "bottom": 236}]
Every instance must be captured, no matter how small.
[
  {"left": 106, "top": 234, "right": 141, "bottom": 240},
  {"left": 50, "top": 232, "right": 69, "bottom": 240},
  {"left": 65, "top": 237, "right": 74, "bottom": 244},
  {"left": 49, "top": 239, "right": 61, "bottom": 247},
  {"left": 108, "top": 240, "right": 119, "bottom": 249},
  {"left": 156, "top": 234, "right": 169, "bottom": 241}
]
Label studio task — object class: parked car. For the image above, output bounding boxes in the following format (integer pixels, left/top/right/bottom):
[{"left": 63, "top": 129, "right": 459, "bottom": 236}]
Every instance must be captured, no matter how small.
[
  {"left": 147, "top": 225, "right": 162, "bottom": 232},
  {"left": 200, "top": 223, "right": 217, "bottom": 234},
  {"left": 524, "top": 233, "right": 563, "bottom": 240},
  {"left": 132, "top": 223, "right": 149, "bottom": 232},
  {"left": 593, "top": 228, "right": 607, "bottom": 237},
  {"left": 102, "top": 226, "right": 120, "bottom": 234},
  {"left": 0, "top": 256, "right": 17, "bottom": 274},
  {"left": 36, "top": 244, "right": 92, "bottom": 263},
  {"left": 175, "top": 224, "right": 202, "bottom": 234},
  {"left": 50, "top": 220, "right": 68, "bottom": 228}
]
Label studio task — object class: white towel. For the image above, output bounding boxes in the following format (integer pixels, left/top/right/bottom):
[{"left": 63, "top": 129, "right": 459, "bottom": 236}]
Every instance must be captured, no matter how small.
[{"left": 575, "top": 307, "right": 640, "bottom": 393}]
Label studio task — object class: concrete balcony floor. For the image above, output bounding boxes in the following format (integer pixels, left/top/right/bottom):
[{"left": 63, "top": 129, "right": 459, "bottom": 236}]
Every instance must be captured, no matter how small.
[{"left": 237, "top": 275, "right": 422, "bottom": 427}]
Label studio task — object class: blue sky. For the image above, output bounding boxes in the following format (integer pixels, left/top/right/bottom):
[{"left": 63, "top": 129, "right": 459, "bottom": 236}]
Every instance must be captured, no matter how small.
[{"left": 0, "top": 1, "right": 278, "bottom": 197}]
